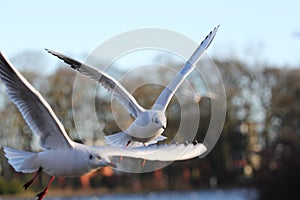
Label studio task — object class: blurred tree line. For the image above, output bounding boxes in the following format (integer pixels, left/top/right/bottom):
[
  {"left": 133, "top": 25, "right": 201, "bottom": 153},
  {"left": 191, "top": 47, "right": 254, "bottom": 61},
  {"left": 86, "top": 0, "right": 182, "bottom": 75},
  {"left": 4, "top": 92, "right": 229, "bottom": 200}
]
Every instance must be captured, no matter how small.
[{"left": 0, "top": 51, "right": 299, "bottom": 199}]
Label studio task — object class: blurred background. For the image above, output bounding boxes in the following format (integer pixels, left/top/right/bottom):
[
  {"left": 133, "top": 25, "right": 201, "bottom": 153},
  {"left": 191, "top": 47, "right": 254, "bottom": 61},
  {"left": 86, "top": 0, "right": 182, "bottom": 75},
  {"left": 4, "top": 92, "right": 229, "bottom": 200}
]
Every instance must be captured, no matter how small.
[{"left": 0, "top": 1, "right": 300, "bottom": 199}]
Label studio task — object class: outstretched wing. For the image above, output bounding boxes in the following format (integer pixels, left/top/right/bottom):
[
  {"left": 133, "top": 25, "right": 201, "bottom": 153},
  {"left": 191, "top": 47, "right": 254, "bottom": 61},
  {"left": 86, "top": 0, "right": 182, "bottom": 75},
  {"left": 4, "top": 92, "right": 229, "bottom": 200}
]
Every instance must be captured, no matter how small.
[
  {"left": 0, "top": 52, "right": 74, "bottom": 150},
  {"left": 94, "top": 142, "right": 207, "bottom": 162},
  {"left": 46, "top": 49, "right": 145, "bottom": 118},
  {"left": 152, "top": 25, "right": 219, "bottom": 111}
]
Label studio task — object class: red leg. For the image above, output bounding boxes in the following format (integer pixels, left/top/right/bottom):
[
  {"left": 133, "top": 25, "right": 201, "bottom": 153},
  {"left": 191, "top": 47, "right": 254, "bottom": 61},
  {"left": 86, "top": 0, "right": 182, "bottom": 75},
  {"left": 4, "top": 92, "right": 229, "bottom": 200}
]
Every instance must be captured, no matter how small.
[
  {"left": 36, "top": 176, "right": 55, "bottom": 200},
  {"left": 118, "top": 140, "right": 131, "bottom": 162},
  {"left": 23, "top": 167, "right": 42, "bottom": 190},
  {"left": 140, "top": 143, "right": 147, "bottom": 166},
  {"left": 141, "top": 159, "right": 146, "bottom": 167},
  {"left": 118, "top": 140, "right": 132, "bottom": 162}
]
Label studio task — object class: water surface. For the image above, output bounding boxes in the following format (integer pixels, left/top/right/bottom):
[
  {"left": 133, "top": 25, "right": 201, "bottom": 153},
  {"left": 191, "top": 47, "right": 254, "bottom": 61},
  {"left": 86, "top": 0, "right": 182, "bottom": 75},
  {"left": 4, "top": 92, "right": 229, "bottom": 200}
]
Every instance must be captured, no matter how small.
[{"left": 0, "top": 189, "right": 257, "bottom": 200}]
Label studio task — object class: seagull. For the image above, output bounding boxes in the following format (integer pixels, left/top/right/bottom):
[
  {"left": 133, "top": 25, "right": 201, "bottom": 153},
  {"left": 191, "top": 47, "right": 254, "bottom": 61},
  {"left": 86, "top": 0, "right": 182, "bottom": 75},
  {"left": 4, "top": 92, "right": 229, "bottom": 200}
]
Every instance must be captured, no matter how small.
[
  {"left": 180, "top": 90, "right": 218, "bottom": 103},
  {"left": 46, "top": 25, "right": 219, "bottom": 147},
  {"left": 0, "top": 52, "right": 207, "bottom": 199}
]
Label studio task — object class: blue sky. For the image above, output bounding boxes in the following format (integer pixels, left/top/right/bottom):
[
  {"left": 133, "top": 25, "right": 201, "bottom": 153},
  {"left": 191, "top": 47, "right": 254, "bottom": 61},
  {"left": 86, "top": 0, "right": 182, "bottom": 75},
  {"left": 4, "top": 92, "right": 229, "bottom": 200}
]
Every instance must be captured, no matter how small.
[{"left": 1, "top": 0, "right": 300, "bottom": 67}]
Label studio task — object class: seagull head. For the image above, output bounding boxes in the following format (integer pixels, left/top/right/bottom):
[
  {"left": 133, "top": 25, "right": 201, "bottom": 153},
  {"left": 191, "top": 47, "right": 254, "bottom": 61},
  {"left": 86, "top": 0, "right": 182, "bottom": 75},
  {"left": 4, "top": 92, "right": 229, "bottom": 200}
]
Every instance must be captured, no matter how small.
[
  {"left": 151, "top": 111, "right": 167, "bottom": 131},
  {"left": 87, "top": 152, "right": 115, "bottom": 168}
]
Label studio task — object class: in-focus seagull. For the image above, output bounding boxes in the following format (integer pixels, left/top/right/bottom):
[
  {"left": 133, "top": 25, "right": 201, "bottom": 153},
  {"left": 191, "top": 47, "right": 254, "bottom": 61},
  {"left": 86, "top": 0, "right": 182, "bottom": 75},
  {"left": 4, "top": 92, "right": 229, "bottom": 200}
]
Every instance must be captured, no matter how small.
[
  {"left": 0, "top": 52, "right": 207, "bottom": 200},
  {"left": 46, "top": 25, "right": 219, "bottom": 147}
]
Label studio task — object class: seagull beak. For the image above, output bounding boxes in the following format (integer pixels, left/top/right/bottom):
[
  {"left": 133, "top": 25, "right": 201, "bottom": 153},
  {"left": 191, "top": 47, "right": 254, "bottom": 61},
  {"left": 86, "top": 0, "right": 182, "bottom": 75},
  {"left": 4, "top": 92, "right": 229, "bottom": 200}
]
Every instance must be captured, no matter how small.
[
  {"left": 100, "top": 159, "right": 116, "bottom": 168},
  {"left": 99, "top": 156, "right": 116, "bottom": 167},
  {"left": 162, "top": 125, "right": 166, "bottom": 130},
  {"left": 106, "top": 162, "right": 116, "bottom": 168}
]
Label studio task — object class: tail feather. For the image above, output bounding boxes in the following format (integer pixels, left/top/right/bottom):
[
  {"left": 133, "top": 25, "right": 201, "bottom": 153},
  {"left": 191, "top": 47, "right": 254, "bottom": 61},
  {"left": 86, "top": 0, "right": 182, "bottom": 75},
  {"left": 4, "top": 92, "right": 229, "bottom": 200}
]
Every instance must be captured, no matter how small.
[
  {"left": 3, "top": 146, "right": 39, "bottom": 173},
  {"left": 105, "top": 132, "right": 167, "bottom": 147},
  {"left": 105, "top": 132, "right": 131, "bottom": 147}
]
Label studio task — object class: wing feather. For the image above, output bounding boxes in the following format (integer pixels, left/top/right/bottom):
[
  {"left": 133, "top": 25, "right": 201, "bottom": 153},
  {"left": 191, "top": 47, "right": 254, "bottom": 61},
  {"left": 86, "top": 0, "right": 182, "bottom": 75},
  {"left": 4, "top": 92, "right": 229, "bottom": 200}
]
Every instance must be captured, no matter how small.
[
  {"left": 0, "top": 52, "right": 74, "bottom": 150},
  {"left": 152, "top": 25, "right": 219, "bottom": 111},
  {"left": 94, "top": 143, "right": 207, "bottom": 161},
  {"left": 46, "top": 49, "right": 145, "bottom": 118}
]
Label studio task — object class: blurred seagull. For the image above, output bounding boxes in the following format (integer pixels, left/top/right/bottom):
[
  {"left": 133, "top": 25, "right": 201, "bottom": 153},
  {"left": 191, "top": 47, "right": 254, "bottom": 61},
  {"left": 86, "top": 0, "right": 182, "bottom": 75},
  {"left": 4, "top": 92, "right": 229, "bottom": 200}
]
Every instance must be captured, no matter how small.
[
  {"left": 180, "top": 90, "right": 218, "bottom": 103},
  {"left": 0, "top": 52, "right": 207, "bottom": 200},
  {"left": 46, "top": 25, "right": 219, "bottom": 147}
]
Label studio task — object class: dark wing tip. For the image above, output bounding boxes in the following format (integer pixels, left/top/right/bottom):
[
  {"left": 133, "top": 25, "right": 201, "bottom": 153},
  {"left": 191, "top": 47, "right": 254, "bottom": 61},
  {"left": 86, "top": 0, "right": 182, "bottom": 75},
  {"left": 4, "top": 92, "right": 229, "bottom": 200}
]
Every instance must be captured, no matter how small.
[
  {"left": 0, "top": 51, "right": 13, "bottom": 73},
  {"left": 45, "top": 49, "right": 82, "bottom": 70},
  {"left": 199, "top": 25, "right": 220, "bottom": 49},
  {"left": 0, "top": 51, "right": 8, "bottom": 64}
]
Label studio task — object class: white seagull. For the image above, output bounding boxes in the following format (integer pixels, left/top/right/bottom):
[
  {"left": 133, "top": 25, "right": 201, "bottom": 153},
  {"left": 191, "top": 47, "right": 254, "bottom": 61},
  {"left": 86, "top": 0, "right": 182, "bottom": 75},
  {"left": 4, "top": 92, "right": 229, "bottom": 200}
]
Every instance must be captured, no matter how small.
[
  {"left": 46, "top": 25, "right": 219, "bottom": 147},
  {"left": 0, "top": 52, "right": 207, "bottom": 199}
]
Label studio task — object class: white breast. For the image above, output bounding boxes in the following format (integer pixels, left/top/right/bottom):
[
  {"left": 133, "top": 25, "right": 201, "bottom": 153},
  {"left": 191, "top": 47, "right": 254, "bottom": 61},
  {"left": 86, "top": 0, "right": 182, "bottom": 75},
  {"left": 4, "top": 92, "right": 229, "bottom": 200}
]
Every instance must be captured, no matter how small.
[{"left": 36, "top": 147, "right": 93, "bottom": 177}]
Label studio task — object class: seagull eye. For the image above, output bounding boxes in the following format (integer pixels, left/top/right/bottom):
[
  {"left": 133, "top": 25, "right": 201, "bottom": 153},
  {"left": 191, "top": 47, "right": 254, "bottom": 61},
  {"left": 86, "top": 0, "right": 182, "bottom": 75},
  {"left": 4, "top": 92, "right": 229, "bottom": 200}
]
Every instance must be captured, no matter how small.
[
  {"left": 89, "top": 154, "right": 94, "bottom": 160},
  {"left": 153, "top": 118, "right": 159, "bottom": 124}
]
